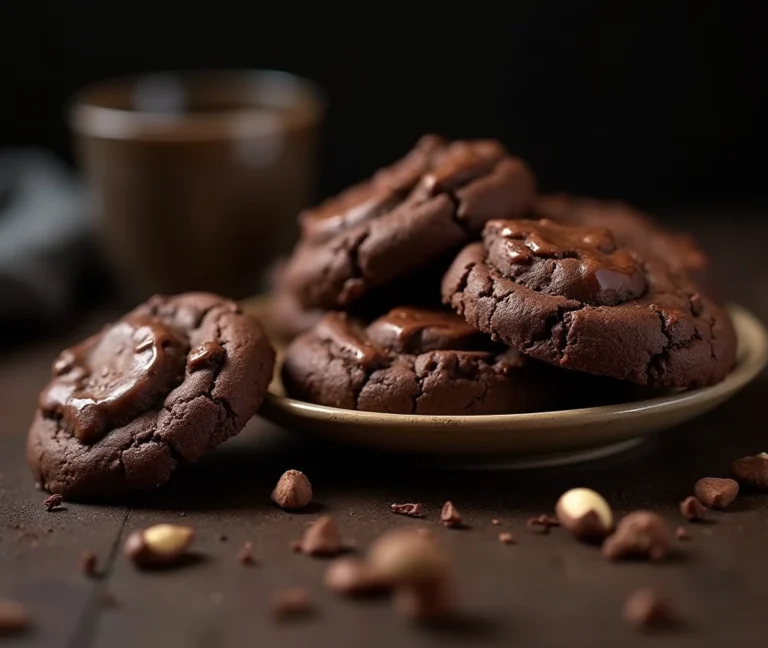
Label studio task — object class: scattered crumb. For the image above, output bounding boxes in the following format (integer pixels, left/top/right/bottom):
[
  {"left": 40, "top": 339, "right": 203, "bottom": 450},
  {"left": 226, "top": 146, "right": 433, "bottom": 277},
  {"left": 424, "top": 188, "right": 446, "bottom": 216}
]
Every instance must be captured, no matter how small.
[
  {"left": 675, "top": 526, "right": 691, "bottom": 541},
  {"left": 0, "top": 599, "right": 30, "bottom": 635},
  {"left": 80, "top": 551, "right": 98, "bottom": 577},
  {"left": 219, "top": 534, "right": 228, "bottom": 542},
  {"left": 440, "top": 501, "right": 463, "bottom": 528},
  {"left": 238, "top": 542, "right": 256, "bottom": 565},
  {"left": 491, "top": 519, "right": 500, "bottom": 526},
  {"left": 527, "top": 515, "right": 560, "bottom": 534},
  {"left": 498, "top": 532, "right": 516, "bottom": 545},
  {"left": 272, "top": 589, "right": 313, "bottom": 621},
  {"left": 623, "top": 588, "right": 678, "bottom": 630}
]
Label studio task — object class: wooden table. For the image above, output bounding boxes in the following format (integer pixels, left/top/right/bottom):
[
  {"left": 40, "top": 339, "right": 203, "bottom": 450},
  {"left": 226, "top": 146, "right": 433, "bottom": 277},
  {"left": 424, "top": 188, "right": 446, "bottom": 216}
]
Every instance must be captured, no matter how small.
[{"left": 1, "top": 216, "right": 767, "bottom": 648}]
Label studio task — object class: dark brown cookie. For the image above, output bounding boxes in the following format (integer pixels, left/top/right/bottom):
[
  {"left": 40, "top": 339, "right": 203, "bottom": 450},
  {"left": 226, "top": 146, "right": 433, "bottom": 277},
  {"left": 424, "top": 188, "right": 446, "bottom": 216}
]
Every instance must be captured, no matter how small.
[
  {"left": 28, "top": 293, "right": 275, "bottom": 500},
  {"left": 442, "top": 219, "right": 736, "bottom": 388},
  {"left": 282, "top": 307, "right": 562, "bottom": 415},
  {"left": 281, "top": 135, "right": 537, "bottom": 309},
  {"left": 536, "top": 194, "right": 709, "bottom": 283}
]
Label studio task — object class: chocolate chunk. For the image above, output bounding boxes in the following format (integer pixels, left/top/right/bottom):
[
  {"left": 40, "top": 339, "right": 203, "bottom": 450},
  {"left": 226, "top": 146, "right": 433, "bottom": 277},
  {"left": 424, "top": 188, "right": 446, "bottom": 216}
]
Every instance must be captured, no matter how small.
[
  {"left": 297, "top": 516, "right": 344, "bottom": 557},
  {"left": 602, "top": 511, "right": 671, "bottom": 561},
  {"left": 693, "top": 477, "right": 739, "bottom": 509},
  {"left": 186, "top": 341, "right": 225, "bottom": 372},
  {"left": 623, "top": 588, "right": 678, "bottom": 630}
]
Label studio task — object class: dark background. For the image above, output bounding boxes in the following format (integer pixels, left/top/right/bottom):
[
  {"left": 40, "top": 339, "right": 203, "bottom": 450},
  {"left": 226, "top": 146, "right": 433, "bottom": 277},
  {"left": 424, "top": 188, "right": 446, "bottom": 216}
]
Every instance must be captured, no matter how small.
[{"left": 0, "top": 2, "right": 766, "bottom": 211}]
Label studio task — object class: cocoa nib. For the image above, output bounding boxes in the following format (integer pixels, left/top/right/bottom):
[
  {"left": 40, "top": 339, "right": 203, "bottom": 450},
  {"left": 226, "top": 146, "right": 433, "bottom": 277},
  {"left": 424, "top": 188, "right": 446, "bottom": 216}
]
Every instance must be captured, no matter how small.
[
  {"left": 391, "top": 503, "right": 424, "bottom": 518},
  {"left": 43, "top": 494, "right": 63, "bottom": 511},
  {"left": 527, "top": 515, "right": 560, "bottom": 534}
]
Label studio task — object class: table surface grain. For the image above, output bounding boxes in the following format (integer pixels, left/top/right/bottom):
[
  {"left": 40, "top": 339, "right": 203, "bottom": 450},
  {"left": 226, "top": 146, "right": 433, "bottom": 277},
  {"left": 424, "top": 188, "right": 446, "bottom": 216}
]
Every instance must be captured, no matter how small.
[{"left": 1, "top": 215, "right": 768, "bottom": 648}]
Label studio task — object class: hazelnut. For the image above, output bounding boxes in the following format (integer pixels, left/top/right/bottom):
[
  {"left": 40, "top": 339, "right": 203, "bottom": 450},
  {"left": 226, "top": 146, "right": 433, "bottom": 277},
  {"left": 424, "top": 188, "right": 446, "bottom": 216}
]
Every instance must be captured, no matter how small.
[
  {"left": 0, "top": 600, "right": 30, "bottom": 636},
  {"left": 43, "top": 493, "right": 63, "bottom": 511},
  {"left": 602, "top": 511, "right": 671, "bottom": 561},
  {"left": 367, "top": 529, "right": 455, "bottom": 622},
  {"left": 679, "top": 496, "right": 707, "bottom": 521},
  {"left": 731, "top": 452, "right": 768, "bottom": 489},
  {"left": 693, "top": 477, "right": 739, "bottom": 509},
  {"left": 272, "top": 470, "right": 313, "bottom": 510},
  {"left": 324, "top": 557, "right": 386, "bottom": 596},
  {"left": 124, "top": 524, "right": 195, "bottom": 568},
  {"left": 297, "top": 515, "right": 344, "bottom": 556},
  {"left": 555, "top": 487, "right": 613, "bottom": 541}
]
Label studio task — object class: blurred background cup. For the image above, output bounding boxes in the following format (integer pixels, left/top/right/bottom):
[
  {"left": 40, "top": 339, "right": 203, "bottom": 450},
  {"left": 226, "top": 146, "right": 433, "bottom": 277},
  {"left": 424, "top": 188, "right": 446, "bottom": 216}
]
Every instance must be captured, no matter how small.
[{"left": 70, "top": 70, "right": 325, "bottom": 301}]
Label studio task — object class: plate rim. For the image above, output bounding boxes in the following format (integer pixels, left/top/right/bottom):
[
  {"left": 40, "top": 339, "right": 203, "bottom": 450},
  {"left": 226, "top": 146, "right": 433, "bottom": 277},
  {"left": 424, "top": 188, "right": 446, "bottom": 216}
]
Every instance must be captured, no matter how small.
[{"left": 257, "top": 302, "right": 768, "bottom": 428}]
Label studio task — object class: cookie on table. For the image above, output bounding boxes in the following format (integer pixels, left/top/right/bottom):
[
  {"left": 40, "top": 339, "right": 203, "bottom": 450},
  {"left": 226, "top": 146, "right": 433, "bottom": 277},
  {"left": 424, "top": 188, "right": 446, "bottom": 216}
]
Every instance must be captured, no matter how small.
[
  {"left": 442, "top": 219, "right": 736, "bottom": 388},
  {"left": 281, "top": 135, "right": 537, "bottom": 309},
  {"left": 536, "top": 194, "right": 709, "bottom": 283},
  {"left": 28, "top": 293, "right": 275, "bottom": 500},
  {"left": 282, "top": 307, "right": 562, "bottom": 415}
]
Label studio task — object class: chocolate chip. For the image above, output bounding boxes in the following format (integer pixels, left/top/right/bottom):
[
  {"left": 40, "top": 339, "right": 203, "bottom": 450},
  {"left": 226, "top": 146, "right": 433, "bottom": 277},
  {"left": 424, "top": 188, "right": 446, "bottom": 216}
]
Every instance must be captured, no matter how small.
[
  {"left": 623, "top": 588, "right": 678, "bottom": 630},
  {"left": 732, "top": 452, "right": 768, "bottom": 489},
  {"left": 527, "top": 514, "right": 560, "bottom": 534},
  {"left": 675, "top": 526, "right": 691, "bottom": 541},
  {"left": 272, "top": 589, "right": 313, "bottom": 621},
  {"left": 440, "top": 501, "right": 462, "bottom": 528},
  {"left": 80, "top": 551, "right": 98, "bottom": 577},
  {"left": 602, "top": 511, "right": 672, "bottom": 561},
  {"left": 238, "top": 542, "right": 256, "bottom": 566},
  {"left": 693, "top": 477, "right": 739, "bottom": 509},
  {"left": 324, "top": 557, "right": 387, "bottom": 597},
  {"left": 391, "top": 503, "right": 424, "bottom": 517},
  {"left": 679, "top": 496, "right": 707, "bottom": 521},
  {"left": 43, "top": 493, "right": 63, "bottom": 511},
  {"left": 498, "top": 532, "right": 516, "bottom": 545},
  {"left": 0, "top": 599, "right": 30, "bottom": 636},
  {"left": 296, "top": 516, "right": 344, "bottom": 557}
]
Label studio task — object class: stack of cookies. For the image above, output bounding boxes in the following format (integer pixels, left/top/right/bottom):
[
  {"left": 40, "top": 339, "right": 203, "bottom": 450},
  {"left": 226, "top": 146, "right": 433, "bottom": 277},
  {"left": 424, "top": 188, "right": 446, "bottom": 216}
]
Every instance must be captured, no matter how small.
[{"left": 271, "top": 135, "right": 737, "bottom": 415}]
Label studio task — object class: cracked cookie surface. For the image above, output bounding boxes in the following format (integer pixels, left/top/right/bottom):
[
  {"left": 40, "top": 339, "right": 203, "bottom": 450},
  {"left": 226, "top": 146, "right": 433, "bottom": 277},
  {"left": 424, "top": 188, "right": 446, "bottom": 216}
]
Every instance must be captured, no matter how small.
[
  {"left": 442, "top": 219, "right": 737, "bottom": 388},
  {"left": 282, "top": 307, "right": 568, "bottom": 415},
  {"left": 27, "top": 293, "right": 275, "bottom": 500},
  {"left": 281, "top": 135, "right": 537, "bottom": 310}
]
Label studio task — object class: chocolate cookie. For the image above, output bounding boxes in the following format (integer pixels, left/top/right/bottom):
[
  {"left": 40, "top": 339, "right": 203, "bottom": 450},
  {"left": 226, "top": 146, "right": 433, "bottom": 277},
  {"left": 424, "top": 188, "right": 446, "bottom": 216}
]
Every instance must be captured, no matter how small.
[
  {"left": 281, "top": 135, "right": 537, "bottom": 309},
  {"left": 442, "top": 219, "right": 737, "bottom": 388},
  {"left": 27, "top": 293, "right": 275, "bottom": 499},
  {"left": 282, "top": 307, "right": 559, "bottom": 415},
  {"left": 536, "top": 194, "right": 708, "bottom": 282}
]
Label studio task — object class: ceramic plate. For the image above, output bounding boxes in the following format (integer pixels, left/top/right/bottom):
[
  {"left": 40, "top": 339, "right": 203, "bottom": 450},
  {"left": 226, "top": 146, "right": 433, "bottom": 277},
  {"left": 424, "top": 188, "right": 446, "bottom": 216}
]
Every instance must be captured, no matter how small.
[{"left": 242, "top": 296, "right": 767, "bottom": 461}]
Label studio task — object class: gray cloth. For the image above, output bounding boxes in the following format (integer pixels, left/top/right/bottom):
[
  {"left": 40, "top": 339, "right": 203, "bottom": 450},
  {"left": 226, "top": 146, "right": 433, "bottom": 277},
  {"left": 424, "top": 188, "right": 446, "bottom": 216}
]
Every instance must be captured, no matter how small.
[{"left": 0, "top": 149, "right": 93, "bottom": 329}]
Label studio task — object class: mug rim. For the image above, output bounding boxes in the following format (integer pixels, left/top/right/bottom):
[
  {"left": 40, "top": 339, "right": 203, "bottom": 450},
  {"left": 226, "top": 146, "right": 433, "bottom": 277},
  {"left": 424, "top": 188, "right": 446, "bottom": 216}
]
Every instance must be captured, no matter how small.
[{"left": 68, "top": 69, "right": 327, "bottom": 142}]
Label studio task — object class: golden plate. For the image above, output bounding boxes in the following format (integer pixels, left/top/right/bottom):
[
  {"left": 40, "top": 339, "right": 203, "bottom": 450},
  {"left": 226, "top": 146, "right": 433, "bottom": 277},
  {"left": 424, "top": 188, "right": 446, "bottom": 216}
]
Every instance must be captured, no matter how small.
[{"left": 242, "top": 296, "right": 767, "bottom": 461}]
